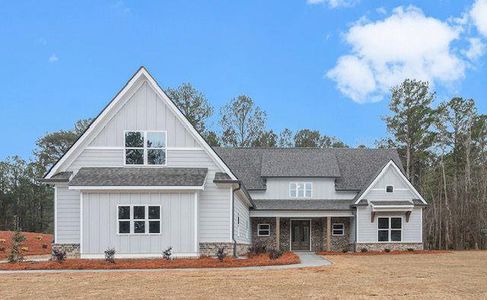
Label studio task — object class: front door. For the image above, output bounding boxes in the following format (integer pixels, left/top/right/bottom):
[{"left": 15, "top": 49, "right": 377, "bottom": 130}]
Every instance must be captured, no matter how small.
[{"left": 291, "top": 220, "right": 311, "bottom": 251}]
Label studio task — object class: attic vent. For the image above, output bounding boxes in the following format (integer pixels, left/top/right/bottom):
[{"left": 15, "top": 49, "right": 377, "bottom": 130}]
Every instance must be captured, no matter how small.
[{"left": 386, "top": 186, "right": 394, "bottom": 193}]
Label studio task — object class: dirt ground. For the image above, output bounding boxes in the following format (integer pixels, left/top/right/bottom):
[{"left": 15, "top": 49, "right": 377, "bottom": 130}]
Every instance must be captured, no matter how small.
[
  {"left": 0, "top": 231, "right": 52, "bottom": 259},
  {"left": 1, "top": 251, "right": 486, "bottom": 299}
]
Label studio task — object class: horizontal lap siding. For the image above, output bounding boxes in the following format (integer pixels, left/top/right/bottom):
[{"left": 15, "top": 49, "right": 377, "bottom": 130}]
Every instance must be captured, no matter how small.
[
  {"left": 250, "top": 178, "right": 357, "bottom": 200},
  {"left": 82, "top": 192, "right": 196, "bottom": 255},
  {"left": 356, "top": 206, "right": 422, "bottom": 243},
  {"left": 235, "top": 194, "right": 251, "bottom": 244},
  {"left": 56, "top": 186, "right": 80, "bottom": 243}
]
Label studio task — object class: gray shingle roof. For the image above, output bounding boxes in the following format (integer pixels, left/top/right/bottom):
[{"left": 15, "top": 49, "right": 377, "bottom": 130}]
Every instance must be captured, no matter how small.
[
  {"left": 213, "top": 172, "right": 235, "bottom": 183},
  {"left": 213, "top": 147, "right": 403, "bottom": 192},
  {"left": 412, "top": 199, "right": 428, "bottom": 206},
  {"left": 39, "top": 172, "right": 73, "bottom": 183},
  {"left": 260, "top": 149, "right": 340, "bottom": 178},
  {"left": 213, "top": 148, "right": 267, "bottom": 190},
  {"left": 69, "top": 167, "right": 207, "bottom": 187},
  {"left": 252, "top": 199, "right": 354, "bottom": 210}
]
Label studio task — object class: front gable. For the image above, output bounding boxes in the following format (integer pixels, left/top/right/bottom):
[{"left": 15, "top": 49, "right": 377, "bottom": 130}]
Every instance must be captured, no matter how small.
[
  {"left": 45, "top": 67, "right": 236, "bottom": 180},
  {"left": 355, "top": 160, "right": 426, "bottom": 204}
]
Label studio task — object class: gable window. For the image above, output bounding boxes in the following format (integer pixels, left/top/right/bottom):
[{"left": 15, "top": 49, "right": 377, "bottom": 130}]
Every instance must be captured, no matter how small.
[
  {"left": 332, "top": 223, "right": 344, "bottom": 236},
  {"left": 289, "top": 182, "right": 312, "bottom": 198},
  {"left": 118, "top": 205, "right": 162, "bottom": 234},
  {"left": 125, "top": 131, "right": 166, "bottom": 166},
  {"left": 378, "top": 217, "right": 402, "bottom": 242},
  {"left": 386, "top": 185, "right": 394, "bottom": 193},
  {"left": 257, "top": 224, "right": 270, "bottom": 236}
]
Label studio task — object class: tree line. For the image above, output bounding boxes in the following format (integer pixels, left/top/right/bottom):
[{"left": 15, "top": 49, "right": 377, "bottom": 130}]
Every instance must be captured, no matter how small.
[{"left": 0, "top": 80, "right": 485, "bottom": 249}]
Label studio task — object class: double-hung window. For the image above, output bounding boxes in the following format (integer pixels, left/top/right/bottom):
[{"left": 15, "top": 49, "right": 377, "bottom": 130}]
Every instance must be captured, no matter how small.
[
  {"left": 125, "top": 131, "right": 166, "bottom": 165},
  {"left": 378, "top": 217, "right": 402, "bottom": 242},
  {"left": 257, "top": 224, "right": 270, "bottom": 236},
  {"left": 332, "top": 223, "right": 344, "bottom": 236},
  {"left": 118, "top": 205, "right": 162, "bottom": 234},
  {"left": 289, "top": 182, "right": 312, "bottom": 198}
]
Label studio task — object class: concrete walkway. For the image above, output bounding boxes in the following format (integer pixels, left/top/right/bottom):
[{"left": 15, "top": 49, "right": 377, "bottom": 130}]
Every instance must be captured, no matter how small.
[{"left": 0, "top": 252, "right": 331, "bottom": 274}]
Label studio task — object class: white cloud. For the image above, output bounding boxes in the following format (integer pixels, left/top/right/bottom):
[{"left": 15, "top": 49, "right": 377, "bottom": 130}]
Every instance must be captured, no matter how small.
[
  {"left": 327, "top": 6, "right": 468, "bottom": 103},
  {"left": 464, "top": 37, "right": 486, "bottom": 60},
  {"left": 470, "top": 0, "right": 487, "bottom": 37},
  {"left": 48, "top": 54, "right": 59, "bottom": 63},
  {"left": 307, "top": 0, "right": 358, "bottom": 8}
]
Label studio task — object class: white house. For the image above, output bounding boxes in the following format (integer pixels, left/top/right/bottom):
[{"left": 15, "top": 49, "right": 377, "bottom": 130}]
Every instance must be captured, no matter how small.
[{"left": 42, "top": 67, "right": 427, "bottom": 258}]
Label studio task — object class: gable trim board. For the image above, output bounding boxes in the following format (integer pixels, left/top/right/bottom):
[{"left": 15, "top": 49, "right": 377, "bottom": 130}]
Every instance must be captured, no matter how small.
[
  {"left": 354, "top": 160, "right": 426, "bottom": 205},
  {"left": 44, "top": 67, "right": 238, "bottom": 183}
]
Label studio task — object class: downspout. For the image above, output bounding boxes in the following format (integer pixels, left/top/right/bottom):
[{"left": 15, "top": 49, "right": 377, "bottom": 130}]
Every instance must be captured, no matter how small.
[{"left": 231, "top": 182, "right": 241, "bottom": 258}]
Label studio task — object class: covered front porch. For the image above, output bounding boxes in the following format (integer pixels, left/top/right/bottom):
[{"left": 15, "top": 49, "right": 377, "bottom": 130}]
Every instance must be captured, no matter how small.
[{"left": 250, "top": 216, "right": 354, "bottom": 252}]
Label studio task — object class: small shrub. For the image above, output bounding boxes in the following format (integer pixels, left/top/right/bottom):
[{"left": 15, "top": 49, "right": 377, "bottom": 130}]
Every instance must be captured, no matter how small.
[
  {"left": 360, "top": 248, "right": 368, "bottom": 253},
  {"left": 216, "top": 247, "right": 226, "bottom": 262},
  {"left": 342, "top": 249, "right": 348, "bottom": 253},
  {"left": 0, "top": 246, "right": 5, "bottom": 252},
  {"left": 52, "top": 249, "right": 67, "bottom": 262},
  {"left": 384, "top": 248, "right": 391, "bottom": 253},
  {"left": 248, "top": 242, "right": 267, "bottom": 256},
  {"left": 21, "top": 246, "right": 29, "bottom": 252},
  {"left": 42, "top": 244, "right": 48, "bottom": 249},
  {"left": 104, "top": 248, "right": 116, "bottom": 263},
  {"left": 8, "top": 229, "right": 26, "bottom": 263},
  {"left": 407, "top": 248, "right": 415, "bottom": 252},
  {"left": 268, "top": 248, "right": 283, "bottom": 260},
  {"left": 162, "top": 246, "right": 173, "bottom": 260}
]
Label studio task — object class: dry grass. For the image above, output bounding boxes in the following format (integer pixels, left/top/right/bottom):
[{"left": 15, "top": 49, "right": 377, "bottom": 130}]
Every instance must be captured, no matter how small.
[
  {"left": 1, "top": 251, "right": 486, "bottom": 299},
  {"left": 0, "top": 252, "right": 299, "bottom": 270}
]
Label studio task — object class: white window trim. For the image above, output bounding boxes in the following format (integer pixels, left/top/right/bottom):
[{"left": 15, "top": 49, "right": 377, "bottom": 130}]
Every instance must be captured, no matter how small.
[
  {"left": 332, "top": 223, "right": 344, "bottom": 236},
  {"left": 386, "top": 185, "right": 394, "bottom": 193},
  {"left": 123, "top": 130, "right": 167, "bottom": 167},
  {"left": 257, "top": 224, "right": 271, "bottom": 236},
  {"left": 289, "top": 182, "right": 313, "bottom": 198},
  {"left": 117, "top": 204, "right": 162, "bottom": 236},
  {"left": 377, "top": 216, "right": 403, "bottom": 243}
]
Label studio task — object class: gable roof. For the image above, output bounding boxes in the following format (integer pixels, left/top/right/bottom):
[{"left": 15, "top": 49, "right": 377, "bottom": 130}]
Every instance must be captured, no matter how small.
[
  {"left": 69, "top": 167, "right": 208, "bottom": 187},
  {"left": 353, "top": 160, "right": 427, "bottom": 205},
  {"left": 44, "top": 67, "right": 237, "bottom": 183},
  {"left": 213, "top": 147, "right": 403, "bottom": 192}
]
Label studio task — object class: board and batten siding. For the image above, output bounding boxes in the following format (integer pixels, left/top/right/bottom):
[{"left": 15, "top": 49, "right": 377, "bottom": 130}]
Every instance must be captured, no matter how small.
[
  {"left": 234, "top": 193, "right": 251, "bottom": 244},
  {"left": 356, "top": 206, "right": 423, "bottom": 243},
  {"left": 89, "top": 81, "right": 198, "bottom": 148},
  {"left": 82, "top": 192, "right": 196, "bottom": 256},
  {"left": 55, "top": 185, "right": 80, "bottom": 244},
  {"left": 249, "top": 178, "right": 357, "bottom": 200},
  {"left": 361, "top": 165, "right": 416, "bottom": 201}
]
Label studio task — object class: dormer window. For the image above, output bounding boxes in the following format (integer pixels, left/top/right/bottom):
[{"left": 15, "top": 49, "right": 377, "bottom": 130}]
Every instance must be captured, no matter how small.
[
  {"left": 124, "top": 131, "right": 167, "bottom": 165},
  {"left": 290, "top": 182, "right": 312, "bottom": 198},
  {"left": 386, "top": 185, "right": 394, "bottom": 193}
]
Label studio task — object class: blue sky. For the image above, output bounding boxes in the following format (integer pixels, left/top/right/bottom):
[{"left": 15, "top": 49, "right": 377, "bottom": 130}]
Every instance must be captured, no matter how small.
[{"left": 1, "top": 0, "right": 486, "bottom": 159}]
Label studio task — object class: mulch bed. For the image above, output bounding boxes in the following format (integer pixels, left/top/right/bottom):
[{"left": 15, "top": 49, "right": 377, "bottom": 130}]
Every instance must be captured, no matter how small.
[
  {"left": 0, "top": 252, "right": 300, "bottom": 270},
  {"left": 0, "top": 231, "right": 52, "bottom": 259},
  {"left": 318, "top": 250, "right": 450, "bottom": 256}
]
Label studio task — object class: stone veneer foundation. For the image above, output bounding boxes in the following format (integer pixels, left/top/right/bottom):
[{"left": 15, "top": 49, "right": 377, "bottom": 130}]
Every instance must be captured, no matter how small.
[
  {"left": 199, "top": 242, "right": 250, "bottom": 257},
  {"left": 355, "top": 243, "right": 423, "bottom": 252},
  {"left": 52, "top": 243, "right": 80, "bottom": 258}
]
